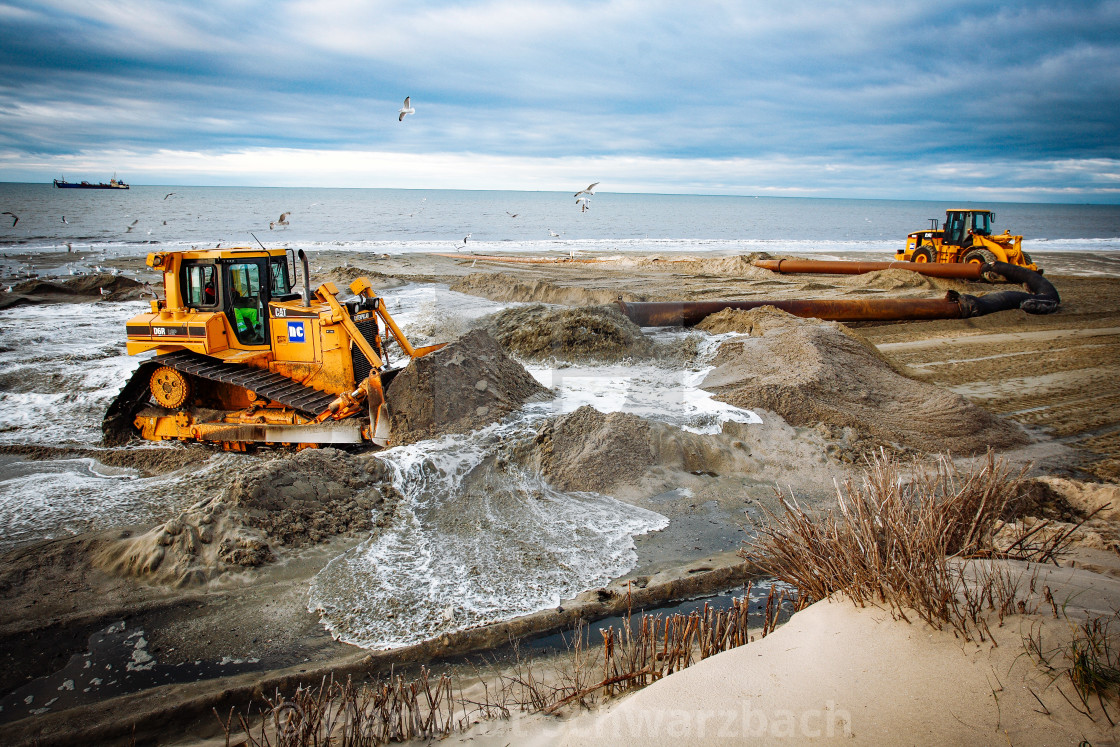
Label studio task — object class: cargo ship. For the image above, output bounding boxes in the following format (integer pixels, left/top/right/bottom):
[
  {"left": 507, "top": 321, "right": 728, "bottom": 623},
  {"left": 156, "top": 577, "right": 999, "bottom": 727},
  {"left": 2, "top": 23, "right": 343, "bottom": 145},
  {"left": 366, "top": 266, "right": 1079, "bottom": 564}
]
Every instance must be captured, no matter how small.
[{"left": 53, "top": 175, "right": 129, "bottom": 189}]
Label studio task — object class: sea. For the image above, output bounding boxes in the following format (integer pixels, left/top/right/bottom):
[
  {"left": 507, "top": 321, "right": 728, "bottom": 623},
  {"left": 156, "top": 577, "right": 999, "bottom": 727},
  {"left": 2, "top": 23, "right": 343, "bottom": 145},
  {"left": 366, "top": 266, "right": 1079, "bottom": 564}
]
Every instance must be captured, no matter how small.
[{"left": 1, "top": 183, "right": 1119, "bottom": 263}]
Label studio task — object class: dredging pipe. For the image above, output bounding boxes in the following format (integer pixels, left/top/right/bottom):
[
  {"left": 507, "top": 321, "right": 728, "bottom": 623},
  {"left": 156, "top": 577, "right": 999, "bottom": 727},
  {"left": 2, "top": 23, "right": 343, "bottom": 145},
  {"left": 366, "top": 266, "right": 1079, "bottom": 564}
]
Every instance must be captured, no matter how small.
[
  {"left": 617, "top": 261, "right": 1059, "bottom": 326},
  {"left": 752, "top": 258, "right": 984, "bottom": 280}
]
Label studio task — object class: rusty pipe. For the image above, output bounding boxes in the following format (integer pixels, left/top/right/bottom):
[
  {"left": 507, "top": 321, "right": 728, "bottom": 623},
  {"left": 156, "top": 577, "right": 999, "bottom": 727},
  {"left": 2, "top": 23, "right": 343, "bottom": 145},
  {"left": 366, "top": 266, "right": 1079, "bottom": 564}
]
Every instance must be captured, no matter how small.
[
  {"left": 752, "top": 258, "right": 984, "bottom": 280},
  {"left": 617, "top": 298, "right": 966, "bottom": 327}
]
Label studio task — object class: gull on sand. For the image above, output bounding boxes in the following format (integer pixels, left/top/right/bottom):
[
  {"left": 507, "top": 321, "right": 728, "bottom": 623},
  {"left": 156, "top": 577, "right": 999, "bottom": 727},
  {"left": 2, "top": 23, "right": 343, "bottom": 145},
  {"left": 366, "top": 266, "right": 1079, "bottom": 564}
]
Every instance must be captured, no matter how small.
[{"left": 398, "top": 96, "right": 415, "bottom": 121}]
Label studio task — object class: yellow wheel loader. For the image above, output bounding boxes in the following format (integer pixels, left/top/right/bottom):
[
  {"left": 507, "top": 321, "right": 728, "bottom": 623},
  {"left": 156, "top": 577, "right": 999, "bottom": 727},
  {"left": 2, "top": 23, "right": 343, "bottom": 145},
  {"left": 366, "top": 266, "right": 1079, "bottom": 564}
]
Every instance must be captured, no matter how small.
[
  {"left": 103, "top": 247, "right": 444, "bottom": 450},
  {"left": 896, "top": 209, "right": 1040, "bottom": 276}
]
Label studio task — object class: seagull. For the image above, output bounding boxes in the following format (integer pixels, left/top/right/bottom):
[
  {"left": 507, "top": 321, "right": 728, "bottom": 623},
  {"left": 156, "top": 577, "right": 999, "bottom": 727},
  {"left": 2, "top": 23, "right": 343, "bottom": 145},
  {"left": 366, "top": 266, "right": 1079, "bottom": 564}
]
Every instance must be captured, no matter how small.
[
  {"left": 574, "top": 182, "right": 599, "bottom": 198},
  {"left": 125, "top": 219, "right": 139, "bottom": 233},
  {"left": 99, "top": 287, "right": 110, "bottom": 296},
  {"left": 141, "top": 281, "right": 157, "bottom": 298},
  {"left": 2, "top": 212, "right": 17, "bottom": 227},
  {"left": 398, "top": 96, "right": 414, "bottom": 121},
  {"left": 548, "top": 229, "right": 561, "bottom": 238},
  {"left": 61, "top": 215, "right": 68, "bottom": 224},
  {"left": 66, "top": 242, "right": 73, "bottom": 253},
  {"left": 576, "top": 196, "right": 590, "bottom": 212},
  {"left": 270, "top": 212, "right": 290, "bottom": 230},
  {"left": 163, "top": 193, "right": 175, "bottom": 200},
  {"left": 506, "top": 211, "right": 519, "bottom": 218},
  {"left": 463, "top": 232, "right": 471, "bottom": 244}
]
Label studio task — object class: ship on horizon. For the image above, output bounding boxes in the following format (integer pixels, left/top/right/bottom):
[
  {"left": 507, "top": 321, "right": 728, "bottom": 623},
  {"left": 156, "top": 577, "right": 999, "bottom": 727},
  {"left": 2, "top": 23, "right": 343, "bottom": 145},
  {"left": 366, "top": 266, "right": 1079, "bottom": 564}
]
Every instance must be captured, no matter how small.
[{"left": 53, "top": 174, "right": 129, "bottom": 190}]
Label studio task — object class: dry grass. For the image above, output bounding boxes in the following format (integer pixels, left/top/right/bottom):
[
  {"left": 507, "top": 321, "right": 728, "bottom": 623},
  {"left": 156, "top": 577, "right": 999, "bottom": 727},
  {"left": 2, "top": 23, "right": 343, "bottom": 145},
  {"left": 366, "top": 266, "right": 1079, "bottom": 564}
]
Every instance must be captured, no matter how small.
[
  {"left": 1025, "top": 613, "right": 1120, "bottom": 725},
  {"left": 739, "top": 451, "right": 1080, "bottom": 641},
  {"left": 214, "top": 590, "right": 791, "bottom": 746}
]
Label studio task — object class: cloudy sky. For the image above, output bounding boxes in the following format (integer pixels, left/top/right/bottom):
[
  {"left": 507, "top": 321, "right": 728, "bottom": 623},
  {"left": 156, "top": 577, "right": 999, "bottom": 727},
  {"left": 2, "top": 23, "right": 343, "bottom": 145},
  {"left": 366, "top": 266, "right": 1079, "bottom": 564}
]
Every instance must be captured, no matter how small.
[{"left": 1, "top": 0, "right": 1118, "bottom": 201}]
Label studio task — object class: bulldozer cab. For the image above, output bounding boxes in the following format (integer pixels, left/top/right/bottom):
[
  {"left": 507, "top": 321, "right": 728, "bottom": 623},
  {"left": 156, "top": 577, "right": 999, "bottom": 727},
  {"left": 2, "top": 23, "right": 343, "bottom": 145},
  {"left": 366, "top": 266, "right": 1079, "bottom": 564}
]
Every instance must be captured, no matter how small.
[
  {"left": 178, "top": 253, "right": 295, "bottom": 346},
  {"left": 943, "top": 210, "right": 993, "bottom": 247}
]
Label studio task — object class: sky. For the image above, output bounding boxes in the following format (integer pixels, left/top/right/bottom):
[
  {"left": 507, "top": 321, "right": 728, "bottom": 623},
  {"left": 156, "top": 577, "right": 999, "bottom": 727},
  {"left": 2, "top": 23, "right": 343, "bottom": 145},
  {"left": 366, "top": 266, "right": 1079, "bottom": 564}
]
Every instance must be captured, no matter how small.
[{"left": 1, "top": 0, "right": 1119, "bottom": 202}]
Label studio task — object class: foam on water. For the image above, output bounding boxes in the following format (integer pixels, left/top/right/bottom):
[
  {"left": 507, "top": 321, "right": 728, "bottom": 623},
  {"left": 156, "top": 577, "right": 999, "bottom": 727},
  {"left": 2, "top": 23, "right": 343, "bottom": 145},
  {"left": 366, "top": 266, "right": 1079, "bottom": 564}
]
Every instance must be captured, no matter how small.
[
  {"left": 308, "top": 414, "right": 669, "bottom": 649},
  {"left": 0, "top": 301, "right": 150, "bottom": 446},
  {"left": 308, "top": 311, "right": 762, "bottom": 650},
  {"left": 0, "top": 453, "right": 237, "bottom": 551}
]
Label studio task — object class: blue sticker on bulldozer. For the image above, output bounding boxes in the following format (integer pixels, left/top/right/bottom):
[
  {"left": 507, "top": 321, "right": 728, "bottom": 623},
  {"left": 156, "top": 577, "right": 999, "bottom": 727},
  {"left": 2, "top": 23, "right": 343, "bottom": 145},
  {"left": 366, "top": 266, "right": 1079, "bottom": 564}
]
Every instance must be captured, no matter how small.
[{"left": 287, "top": 321, "right": 306, "bottom": 342}]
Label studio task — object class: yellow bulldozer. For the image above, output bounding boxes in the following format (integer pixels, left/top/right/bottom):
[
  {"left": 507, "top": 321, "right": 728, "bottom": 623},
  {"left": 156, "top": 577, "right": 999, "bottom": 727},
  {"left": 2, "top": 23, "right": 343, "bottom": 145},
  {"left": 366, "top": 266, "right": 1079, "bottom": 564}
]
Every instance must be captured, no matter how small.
[
  {"left": 896, "top": 209, "right": 1040, "bottom": 274},
  {"left": 103, "top": 247, "right": 443, "bottom": 450}
]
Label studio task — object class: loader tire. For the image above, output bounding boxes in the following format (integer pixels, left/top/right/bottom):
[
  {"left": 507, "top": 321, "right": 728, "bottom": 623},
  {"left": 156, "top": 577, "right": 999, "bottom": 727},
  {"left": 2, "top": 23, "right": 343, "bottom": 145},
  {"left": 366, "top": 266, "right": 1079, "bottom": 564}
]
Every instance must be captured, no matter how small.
[
  {"left": 963, "top": 248, "right": 997, "bottom": 267},
  {"left": 911, "top": 247, "right": 934, "bottom": 263}
]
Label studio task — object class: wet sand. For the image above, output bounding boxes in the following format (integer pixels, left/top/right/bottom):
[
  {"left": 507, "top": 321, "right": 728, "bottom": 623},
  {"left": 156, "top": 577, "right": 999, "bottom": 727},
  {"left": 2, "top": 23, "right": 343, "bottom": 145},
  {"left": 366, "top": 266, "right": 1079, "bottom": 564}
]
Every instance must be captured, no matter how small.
[{"left": 1, "top": 248, "right": 1119, "bottom": 744}]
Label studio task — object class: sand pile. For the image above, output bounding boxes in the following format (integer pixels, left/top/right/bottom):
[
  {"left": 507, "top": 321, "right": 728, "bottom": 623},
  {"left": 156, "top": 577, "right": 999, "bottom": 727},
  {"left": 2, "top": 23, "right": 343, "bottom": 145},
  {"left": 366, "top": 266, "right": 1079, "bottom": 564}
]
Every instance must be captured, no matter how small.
[
  {"left": 698, "top": 308, "right": 1029, "bottom": 454},
  {"left": 480, "top": 303, "right": 654, "bottom": 362},
  {"left": 513, "top": 404, "right": 844, "bottom": 500},
  {"left": 450, "top": 272, "right": 642, "bottom": 306},
  {"left": 833, "top": 267, "right": 973, "bottom": 294},
  {"left": 385, "top": 329, "right": 549, "bottom": 445},
  {"left": 93, "top": 449, "right": 395, "bottom": 586},
  {"left": 0, "top": 273, "right": 144, "bottom": 308}
]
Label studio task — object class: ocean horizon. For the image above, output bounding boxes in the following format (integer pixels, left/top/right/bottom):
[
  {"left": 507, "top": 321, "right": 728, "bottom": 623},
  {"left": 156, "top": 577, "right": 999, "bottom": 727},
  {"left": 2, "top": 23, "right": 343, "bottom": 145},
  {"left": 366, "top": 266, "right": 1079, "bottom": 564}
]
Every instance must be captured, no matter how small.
[{"left": 2, "top": 182, "right": 1119, "bottom": 259}]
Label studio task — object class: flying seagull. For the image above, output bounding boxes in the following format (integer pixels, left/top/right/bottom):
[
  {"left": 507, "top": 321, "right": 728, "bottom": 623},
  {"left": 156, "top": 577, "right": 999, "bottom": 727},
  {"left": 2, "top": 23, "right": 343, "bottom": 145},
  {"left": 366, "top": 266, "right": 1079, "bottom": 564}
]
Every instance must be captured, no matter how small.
[
  {"left": 164, "top": 193, "right": 175, "bottom": 200},
  {"left": 576, "top": 196, "right": 590, "bottom": 212},
  {"left": 125, "top": 219, "right": 139, "bottom": 233},
  {"left": 2, "top": 212, "right": 17, "bottom": 227},
  {"left": 270, "top": 212, "right": 290, "bottom": 229},
  {"left": 61, "top": 215, "right": 68, "bottom": 224},
  {"left": 506, "top": 211, "right": 519, "bottom": 218},
  {"left": 574, "top": 182, "right": 599, "bottom": 198},
  {"left": 398, "top": 96, "right": 414, "bottom": 121}
]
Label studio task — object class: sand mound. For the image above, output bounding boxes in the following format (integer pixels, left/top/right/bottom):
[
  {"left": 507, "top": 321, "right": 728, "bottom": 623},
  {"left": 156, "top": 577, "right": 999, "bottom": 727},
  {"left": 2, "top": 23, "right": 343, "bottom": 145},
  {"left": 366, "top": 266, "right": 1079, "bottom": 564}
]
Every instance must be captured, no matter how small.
[
  {"left": 92, "top": 449, "right": 395, "bottom": 586},
  {"left": 0, "top": 274, "right": 144, "bottom": 308},
  {"left": 699, "top": 309, "right": 1029, "bottom": 455},
  {"left": 514, "top": 405, "right": 846, "bottom": 501},
  {"left": 696, "top": 305, "right": 792, "bottom": 335},
  {"left": 481, "top": 304, "right": 654, "bottom": 362},
  {"left": 450, "top": 272, "right": 642, "bottom": 306},
  {"left": 385, "top": 329, "right": 549, "bottom": 445}
]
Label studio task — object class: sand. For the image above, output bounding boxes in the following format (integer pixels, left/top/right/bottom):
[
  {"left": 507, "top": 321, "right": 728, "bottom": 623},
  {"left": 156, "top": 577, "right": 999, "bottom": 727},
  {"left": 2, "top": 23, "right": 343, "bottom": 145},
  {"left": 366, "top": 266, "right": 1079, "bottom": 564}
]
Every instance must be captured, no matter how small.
[
  {"left": 698, "top": 307, "right": 1030, "bottom": 455},
  {"left": 1, "top": 248, "right": 1119, "bottom": 744},
  {"left": 384, "top": 328, "right": 549, "bottom": 445},
  {"left": 538, "top": 561, "right": 1120, "bottom": 746}
]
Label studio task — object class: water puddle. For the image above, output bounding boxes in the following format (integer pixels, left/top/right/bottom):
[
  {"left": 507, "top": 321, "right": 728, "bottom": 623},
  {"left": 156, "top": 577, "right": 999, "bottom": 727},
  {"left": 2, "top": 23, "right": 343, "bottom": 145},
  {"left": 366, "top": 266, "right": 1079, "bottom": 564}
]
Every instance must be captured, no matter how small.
[{"left": 0, "top": 620, "right": 269, "bottom": 723}]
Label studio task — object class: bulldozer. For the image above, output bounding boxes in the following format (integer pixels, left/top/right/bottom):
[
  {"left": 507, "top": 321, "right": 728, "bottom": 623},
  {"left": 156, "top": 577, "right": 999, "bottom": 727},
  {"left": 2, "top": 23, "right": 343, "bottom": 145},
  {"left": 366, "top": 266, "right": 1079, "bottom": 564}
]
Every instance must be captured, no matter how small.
[
  {"left": 895, "top": 209, "right": 1040, "bottom": 274},
  {"left": 103, "top": 247, "right": 444, "bottom": 450}
]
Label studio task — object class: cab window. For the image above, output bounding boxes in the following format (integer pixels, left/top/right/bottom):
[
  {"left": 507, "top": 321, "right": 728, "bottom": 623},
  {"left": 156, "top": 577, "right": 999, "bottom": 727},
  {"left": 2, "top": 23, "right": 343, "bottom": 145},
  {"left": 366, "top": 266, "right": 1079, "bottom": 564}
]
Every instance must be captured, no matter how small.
[
  {"left": 269, "top": 259, "right": 291, "bottom": 296},
  {"left": 972, "top": 213, "right": 991, "bottom": 235},
  {"left": 183, "top": 263, "right": 219, "bottom": 308},
  {"left": 227, "top": 262, "right": 267, "bottom": 345}
]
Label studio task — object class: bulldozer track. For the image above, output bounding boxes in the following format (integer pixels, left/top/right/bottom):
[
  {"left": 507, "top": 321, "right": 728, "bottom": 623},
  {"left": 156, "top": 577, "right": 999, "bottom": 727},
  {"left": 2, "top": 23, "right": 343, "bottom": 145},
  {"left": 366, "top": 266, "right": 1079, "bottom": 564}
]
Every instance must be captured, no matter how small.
[
  {"left": 153, "top": 349, "right": 339, "bottom": 415},
  {"left": 101, "top": 350, "right": 342, "bottom": 446}
]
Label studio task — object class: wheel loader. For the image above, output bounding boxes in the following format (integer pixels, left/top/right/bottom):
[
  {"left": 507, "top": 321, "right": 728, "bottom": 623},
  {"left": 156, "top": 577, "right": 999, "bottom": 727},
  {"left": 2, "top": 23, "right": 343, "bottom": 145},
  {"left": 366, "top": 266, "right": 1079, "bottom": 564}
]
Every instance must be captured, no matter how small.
[
  {"left": 103, "top": 247, "right": 444, "bottom": 450},
  {"left": 895, "top": 209, "right": 1040, "bottom": 275}
]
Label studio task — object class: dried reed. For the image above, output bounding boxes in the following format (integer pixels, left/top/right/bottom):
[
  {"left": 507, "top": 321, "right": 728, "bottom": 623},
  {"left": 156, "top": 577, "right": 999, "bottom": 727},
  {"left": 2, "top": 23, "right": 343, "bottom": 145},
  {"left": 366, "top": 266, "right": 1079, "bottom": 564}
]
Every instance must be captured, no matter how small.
[
  {"left": 741, "top": 451, "right": 1062, "bottom": 640},
  {"left": 215, "top": 589, "right": 791, "bottom": 746}
]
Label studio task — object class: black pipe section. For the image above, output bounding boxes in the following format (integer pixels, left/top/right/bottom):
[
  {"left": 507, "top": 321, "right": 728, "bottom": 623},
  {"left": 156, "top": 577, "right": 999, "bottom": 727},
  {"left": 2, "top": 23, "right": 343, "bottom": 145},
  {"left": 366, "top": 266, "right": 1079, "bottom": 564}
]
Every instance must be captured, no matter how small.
[
  {"left": 954, "top": 261, "right": 1060, "bottom": 317},
  {"left": 297, "top": 248, "right": 312, "bottom": 308}
]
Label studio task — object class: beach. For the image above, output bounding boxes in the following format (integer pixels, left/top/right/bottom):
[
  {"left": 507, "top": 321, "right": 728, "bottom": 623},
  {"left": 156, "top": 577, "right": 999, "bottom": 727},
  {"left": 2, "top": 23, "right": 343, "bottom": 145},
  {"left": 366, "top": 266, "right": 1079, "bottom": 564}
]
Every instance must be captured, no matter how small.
[{"left": 1, "top": 244, "right": 1119, "bottom": 744}]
